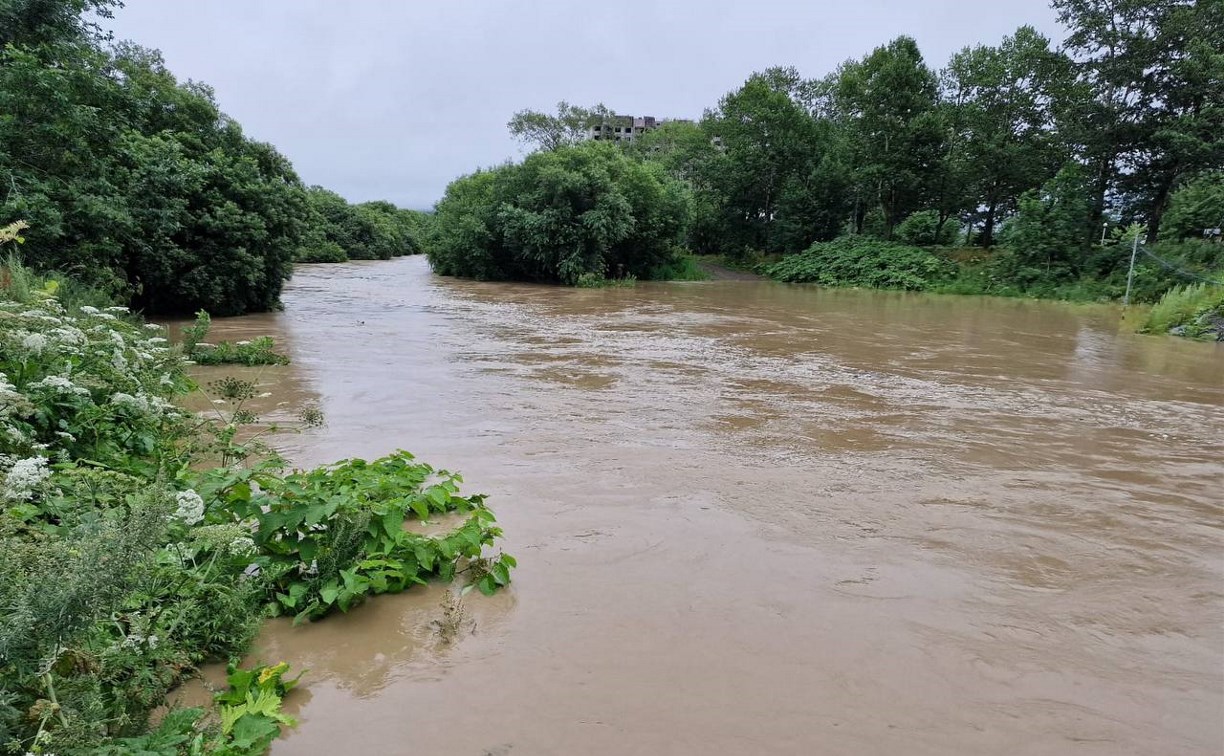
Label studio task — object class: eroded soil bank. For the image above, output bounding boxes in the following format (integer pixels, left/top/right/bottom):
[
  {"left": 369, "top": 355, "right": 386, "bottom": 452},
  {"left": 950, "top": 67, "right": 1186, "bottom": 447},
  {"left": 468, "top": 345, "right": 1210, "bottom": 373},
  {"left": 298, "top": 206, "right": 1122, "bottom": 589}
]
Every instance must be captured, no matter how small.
[{"left": 184, "top": 257, "right": 1222, "bottom": 755}]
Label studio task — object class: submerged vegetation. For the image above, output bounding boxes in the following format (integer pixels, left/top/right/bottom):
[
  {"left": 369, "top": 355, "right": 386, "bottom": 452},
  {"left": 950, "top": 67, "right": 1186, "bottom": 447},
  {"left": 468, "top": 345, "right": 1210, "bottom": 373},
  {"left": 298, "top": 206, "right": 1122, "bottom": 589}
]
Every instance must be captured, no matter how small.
[
  {"left": 182, "top": 311, "right": 290, "bottom": 367},
  {"left": 0, "top": 254, "right": 513, "bottom": 754}
]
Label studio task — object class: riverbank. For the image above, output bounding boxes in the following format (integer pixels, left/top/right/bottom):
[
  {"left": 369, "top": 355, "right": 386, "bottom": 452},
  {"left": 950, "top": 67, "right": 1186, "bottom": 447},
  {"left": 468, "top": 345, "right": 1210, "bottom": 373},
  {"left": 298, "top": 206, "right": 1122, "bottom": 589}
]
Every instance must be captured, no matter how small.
[
  {"left": 204, "top": 256, "right": 1223, "bottom": 755},
  {"left": 0, "top": 259, "right": 513, "bottom": 754}
]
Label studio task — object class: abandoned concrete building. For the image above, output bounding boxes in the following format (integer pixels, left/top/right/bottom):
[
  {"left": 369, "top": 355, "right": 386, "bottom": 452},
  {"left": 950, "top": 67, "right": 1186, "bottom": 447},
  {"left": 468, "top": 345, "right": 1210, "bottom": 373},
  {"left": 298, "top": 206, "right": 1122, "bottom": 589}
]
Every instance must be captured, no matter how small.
[{"left": 587, "top": 115, "right": 693, "bottom": 143}]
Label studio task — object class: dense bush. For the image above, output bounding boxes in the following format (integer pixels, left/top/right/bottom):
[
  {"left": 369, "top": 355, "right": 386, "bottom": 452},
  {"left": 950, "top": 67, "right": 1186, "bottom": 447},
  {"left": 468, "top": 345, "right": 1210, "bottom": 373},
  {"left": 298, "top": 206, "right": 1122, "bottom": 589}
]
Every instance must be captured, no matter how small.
[
  {"left": 1104, "top": 239, "right": 1224, "bottom": 304},
  {"left": 997, "top": 164, "right": 1095, "bottom": 285},
  {"left": 428, "top": 141, "right": 691, "bottom": 284},
  {"left": 295, "top": 240, "right": 348, "bottom": 263},
  {"left": 895, "top": 210, "right": 959, "bottom": 246},
  {"left": 0, "top": 41, "right": 307, "bottom": 316},
  {"left": 766, "top": 236, "right": 957, "bottom": 290},
  {"left": 301, "top": 189, "right": 423, "bottom": 262}
]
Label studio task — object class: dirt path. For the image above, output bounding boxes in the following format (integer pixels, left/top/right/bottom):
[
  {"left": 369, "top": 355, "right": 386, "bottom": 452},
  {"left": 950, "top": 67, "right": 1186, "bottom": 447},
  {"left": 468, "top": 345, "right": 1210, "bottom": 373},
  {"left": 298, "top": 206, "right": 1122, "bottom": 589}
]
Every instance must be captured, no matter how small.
[{"left": 695, "top": 259, "right": 765, "bottom": 280}]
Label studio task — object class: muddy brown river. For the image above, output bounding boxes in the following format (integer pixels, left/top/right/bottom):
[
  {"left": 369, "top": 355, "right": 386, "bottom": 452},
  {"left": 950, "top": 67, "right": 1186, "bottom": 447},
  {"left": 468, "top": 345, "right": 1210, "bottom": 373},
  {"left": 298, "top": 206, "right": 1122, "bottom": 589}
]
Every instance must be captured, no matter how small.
[{"left": 186, "top": 256, "right": 1223, "bottom": 755}]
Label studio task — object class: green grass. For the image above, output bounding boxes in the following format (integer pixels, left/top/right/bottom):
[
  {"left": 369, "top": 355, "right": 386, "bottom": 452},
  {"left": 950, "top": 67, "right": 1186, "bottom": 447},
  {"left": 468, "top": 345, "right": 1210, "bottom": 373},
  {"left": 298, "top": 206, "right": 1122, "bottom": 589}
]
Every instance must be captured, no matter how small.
[
  {"left": 1140, "top": 282, "right": 1224, "bottom": 336},
  {"left": 1, "top": 252, "right": 118, "bottom": 311}
]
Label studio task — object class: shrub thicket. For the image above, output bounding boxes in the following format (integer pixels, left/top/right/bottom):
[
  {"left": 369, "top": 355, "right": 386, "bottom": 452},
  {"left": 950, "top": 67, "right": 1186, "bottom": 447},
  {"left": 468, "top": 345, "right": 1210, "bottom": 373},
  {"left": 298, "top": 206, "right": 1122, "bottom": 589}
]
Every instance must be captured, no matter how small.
[
  {"left": 766, "top": 236, "right": 957, "bottom": 290},
  {"left": 427, "top": 141, "right": 691, "bottom": 284}
]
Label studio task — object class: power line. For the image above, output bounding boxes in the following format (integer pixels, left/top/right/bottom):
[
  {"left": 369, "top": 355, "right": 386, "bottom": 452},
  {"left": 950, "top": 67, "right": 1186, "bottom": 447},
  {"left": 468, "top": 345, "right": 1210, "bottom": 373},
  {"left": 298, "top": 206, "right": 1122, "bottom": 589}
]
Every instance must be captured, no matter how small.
[{"left": 1136, "top": 243, "right": 1224, "bottom": 286}]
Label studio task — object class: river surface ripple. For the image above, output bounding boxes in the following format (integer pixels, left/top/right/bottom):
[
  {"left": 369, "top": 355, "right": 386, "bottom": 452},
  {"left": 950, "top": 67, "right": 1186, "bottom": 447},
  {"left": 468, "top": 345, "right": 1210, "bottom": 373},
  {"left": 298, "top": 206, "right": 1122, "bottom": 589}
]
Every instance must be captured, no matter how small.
[{"left": 187, "top": 256, "right": 1223, "bottom": 756}]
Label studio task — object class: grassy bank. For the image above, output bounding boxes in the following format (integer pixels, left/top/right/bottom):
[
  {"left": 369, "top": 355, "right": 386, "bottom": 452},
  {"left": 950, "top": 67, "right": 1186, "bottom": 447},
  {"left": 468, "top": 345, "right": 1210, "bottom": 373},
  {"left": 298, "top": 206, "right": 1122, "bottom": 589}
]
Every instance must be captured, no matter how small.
[
  {"left": 0, "top": 258, "right": 514, "bottom": 754},
  {"left": 1140, "top": 283, "right": 1224, "bottom": 339},
  {"left": 755, "top": 237, "right": 1223, "bottom": 332}
]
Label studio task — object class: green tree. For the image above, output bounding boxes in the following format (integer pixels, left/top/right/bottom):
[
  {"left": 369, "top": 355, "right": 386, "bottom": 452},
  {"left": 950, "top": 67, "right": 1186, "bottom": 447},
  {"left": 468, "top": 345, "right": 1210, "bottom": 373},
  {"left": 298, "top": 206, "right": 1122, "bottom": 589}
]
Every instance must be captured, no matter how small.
[
  {"left": 702, "top": 71, "right": 833, "bottom": 253},
  {"left": 1001, "top": 163, "right": 1096, "bottom": 283},
  {"left": 0, "top": 0, "right": 119, "bottom": 47},
  {"left": 428, "top": 141, "right": 689, "bottom": 283},
  {"left": 942, "top": 26, "right": 1074, "bottom": 246},
  {"left": 1054, "top": 0, "right": 1224, "bottom": 241},
  {"left": 507, "top": 101, "right": 614, "bottom": 152},
  {"left": 1159, "top": 171, "right": 1224, "bottom": 240},
  {"left": 0, "top": 2, "right": 414, "bottom": 313},
  {"left": 833, "top": 37, "right": 945, "bottom": 238}
]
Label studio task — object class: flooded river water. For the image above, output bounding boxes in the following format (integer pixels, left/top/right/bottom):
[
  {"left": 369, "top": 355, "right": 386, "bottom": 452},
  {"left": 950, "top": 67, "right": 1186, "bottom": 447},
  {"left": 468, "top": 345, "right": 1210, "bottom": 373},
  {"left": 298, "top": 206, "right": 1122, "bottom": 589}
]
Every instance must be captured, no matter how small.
[{"left": 190, "top": 256, "right": 1222, "bottom": 755}]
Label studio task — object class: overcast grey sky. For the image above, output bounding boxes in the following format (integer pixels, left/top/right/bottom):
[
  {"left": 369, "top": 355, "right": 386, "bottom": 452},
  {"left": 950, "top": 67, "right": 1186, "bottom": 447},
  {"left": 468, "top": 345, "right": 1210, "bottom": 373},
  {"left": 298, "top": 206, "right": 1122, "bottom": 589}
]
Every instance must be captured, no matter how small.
[{"left": 106, "top": 1, "right": 1063, "bottom": 210}]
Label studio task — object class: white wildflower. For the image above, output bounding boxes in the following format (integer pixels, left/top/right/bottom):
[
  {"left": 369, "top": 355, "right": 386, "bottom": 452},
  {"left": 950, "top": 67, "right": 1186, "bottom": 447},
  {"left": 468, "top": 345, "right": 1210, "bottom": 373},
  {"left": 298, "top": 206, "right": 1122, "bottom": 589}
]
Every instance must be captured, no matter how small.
[
  {"left": 4, "top": 457, "right": 50, "bottom": 501},
  {"left": 30, "top": 375, "right": 88, "bottom": 396},
  {"left": 79, "top": 305, "right": 100, "bottom": 315},
  {"left": 0, "top": 373, "right": 22, "bottom": 405},
  {"left": 147, "top": 337, "right": 167, "bottom": 345},
  {"left": 228, "top": 536, "right": 256, "bottom": 556},
  {"left": 110, "top": 392, "right": 147, "bottom": 412},
  {"left": 19, "top": 331, "right": 47, "bottom": 354},
  {"left": 144, "top": 323, "right": 163, "bottom": 331},
  {"left": 145, "top": 395, "right": 174, "bottom": 412},
  {"left": 105, "top": 306, "right": 130, "bottom": 313},
  {"left": 50, "top": 326, "right": 85, "bottom": 345},
  {"left": 173, "top": 489, "right": 205, "bottom": 524}
]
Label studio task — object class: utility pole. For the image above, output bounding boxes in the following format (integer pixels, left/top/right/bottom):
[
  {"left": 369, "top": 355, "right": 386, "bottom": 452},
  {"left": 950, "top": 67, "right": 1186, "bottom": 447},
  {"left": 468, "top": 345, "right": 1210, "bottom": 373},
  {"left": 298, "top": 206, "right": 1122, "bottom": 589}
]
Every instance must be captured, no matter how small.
[{"left": 1123, "top": 234, "right": 1140, "bottom": 307}]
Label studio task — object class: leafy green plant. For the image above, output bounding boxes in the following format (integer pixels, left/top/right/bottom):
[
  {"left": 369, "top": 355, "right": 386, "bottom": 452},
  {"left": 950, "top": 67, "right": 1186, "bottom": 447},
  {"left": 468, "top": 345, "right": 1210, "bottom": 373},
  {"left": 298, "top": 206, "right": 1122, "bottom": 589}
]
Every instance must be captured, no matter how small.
[
  {"left": 212, "top": 662, "right": 299, "bottom": 755},
  {"left": 766, "top": 236, "right": 956, "bottom": 290},
  {"left": 200, "top": 452, "right": 515, "bottom": 622}
]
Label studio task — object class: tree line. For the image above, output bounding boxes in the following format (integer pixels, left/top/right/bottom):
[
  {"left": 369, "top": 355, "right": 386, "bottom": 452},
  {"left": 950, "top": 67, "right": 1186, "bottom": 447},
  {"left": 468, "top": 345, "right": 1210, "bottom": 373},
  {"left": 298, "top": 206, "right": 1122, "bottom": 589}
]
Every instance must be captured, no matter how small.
[
  {"left": 0, "top": 0, "right": 426, "bottom": 316},
  {"left": 438, "top": 0, "right": 1220, "bottom": 299}
]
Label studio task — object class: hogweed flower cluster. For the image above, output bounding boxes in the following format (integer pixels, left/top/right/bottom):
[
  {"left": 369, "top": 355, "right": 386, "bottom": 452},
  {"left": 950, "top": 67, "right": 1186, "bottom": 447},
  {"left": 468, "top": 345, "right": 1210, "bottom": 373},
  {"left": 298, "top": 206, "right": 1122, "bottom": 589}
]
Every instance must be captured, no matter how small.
[
  {"left": 173, "top": 489, "right": 205, "bottom": 525},
  {"left": 0, "top": 296, "right": 187, "bottom": 463},
  {"left": 1, "top": 455, "right": 49, "bottom": 500}
]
